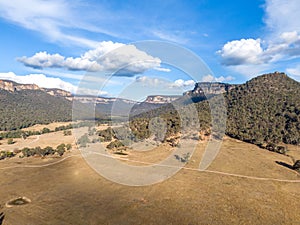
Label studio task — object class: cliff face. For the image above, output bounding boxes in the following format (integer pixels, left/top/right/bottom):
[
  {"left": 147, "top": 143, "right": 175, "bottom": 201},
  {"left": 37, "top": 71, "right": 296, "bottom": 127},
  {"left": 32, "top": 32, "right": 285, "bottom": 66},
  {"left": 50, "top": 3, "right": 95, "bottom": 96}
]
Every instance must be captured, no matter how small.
[
  {"left": 145, "top": 95, "right": 181, "bottom": 104},
  {"left": 0, "top": 80, "right": 40, "bottom": 92},
  {"left": 184, "top": 82, "right": 236, "bottom": 96},
  {"left": 43, "top": 88, "right": 72, "bottom": 97},
  {"left": 0, "top": 80, "right": 72, "bottom": 98}
]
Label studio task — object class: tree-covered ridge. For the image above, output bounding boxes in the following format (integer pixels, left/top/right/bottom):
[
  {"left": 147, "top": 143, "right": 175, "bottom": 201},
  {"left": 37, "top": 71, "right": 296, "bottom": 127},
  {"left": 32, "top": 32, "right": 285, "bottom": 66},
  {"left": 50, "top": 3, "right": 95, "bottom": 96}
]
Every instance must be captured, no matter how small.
[
  {"left": 129, "top": 72, "right": 300, "bottom": 149},
  {"left": 226, "top": 72, "right": 300, "bottom": 145},
  {"left": 0, "top": 89, "right": 72, "bottom": 131}
]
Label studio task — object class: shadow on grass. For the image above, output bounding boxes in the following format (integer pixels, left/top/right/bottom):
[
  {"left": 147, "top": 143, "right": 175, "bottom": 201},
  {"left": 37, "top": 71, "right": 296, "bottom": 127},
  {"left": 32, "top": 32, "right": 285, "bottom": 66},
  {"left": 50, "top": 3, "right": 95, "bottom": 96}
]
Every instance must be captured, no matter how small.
[
  {"left": 275, "top": 161, "right": 294, "bottom": 170},
  {"left": 0, "top": 212, "right": 5, "bottom": 225}
]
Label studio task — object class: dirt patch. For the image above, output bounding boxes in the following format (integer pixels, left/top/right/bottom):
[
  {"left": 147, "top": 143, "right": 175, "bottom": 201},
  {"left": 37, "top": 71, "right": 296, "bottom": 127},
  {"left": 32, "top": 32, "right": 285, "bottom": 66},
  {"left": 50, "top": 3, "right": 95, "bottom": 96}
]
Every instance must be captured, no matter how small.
[{"left": 5, "top": 197, "right": 31, "bottom": 208}]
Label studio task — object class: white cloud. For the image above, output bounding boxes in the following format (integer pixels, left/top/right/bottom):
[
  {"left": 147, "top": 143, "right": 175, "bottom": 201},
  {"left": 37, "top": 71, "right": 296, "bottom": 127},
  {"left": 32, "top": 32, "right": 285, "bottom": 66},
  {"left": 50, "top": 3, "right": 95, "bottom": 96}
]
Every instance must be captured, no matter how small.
[
  {"left": 217, "top": 0, "right": 300, "bottom": 76},
  {"left": 153, "top": 67, "right": 171, "bottom": 72},
  {"left": 18, "top": 41, "right": 163, "bottom": 76},
  {"left": 264, "top": 0, "right": 300, "bottom": 37},
  {"left": 218, "top": 32, "right": 300, "bottom": 70},
  {"left": 0, "top": 0, "right": 101, "bottom": 48},
  {"left": 18, "top": 52, "right": 65, "bottom": 69},
  {"left": 135, "top": 76, "right": 197, "bottom": 90},
  {"left": 201, "top": 74, "right": 234, "bottom": 82},
  {"left": 172, "top": 79, "right": 195, "bottom": 87},
  {"left": 75, "top": 87, "right": 108, "bottom": 96},
  {"left": 218, "top": 39, "right": 264, "bottom": 66},
  {"left": 0, "top": 72, "right": 77, "bottom": 92}
]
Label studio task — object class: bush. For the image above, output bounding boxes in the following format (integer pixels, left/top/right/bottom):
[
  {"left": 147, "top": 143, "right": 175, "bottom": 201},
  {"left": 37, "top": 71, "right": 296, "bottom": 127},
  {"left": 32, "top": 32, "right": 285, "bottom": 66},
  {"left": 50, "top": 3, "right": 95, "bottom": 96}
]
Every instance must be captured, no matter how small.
[
  {"left": 56, "top": 143, "right": 66, "bottom": 156},
  {"left": 77, "top": 134, "right": 90, "bottom": 148},
  {"left": 63, "top": 130, "right": 72, "bottom": 136},
  {"left": 66, "top": 143, "right": 72, "bottom": 150},
  {"left": 7, "top": 138, "right": 14, "bottom": 145},
  {"left": 106, "top": 140, "right": 124, "bottom": 150}
]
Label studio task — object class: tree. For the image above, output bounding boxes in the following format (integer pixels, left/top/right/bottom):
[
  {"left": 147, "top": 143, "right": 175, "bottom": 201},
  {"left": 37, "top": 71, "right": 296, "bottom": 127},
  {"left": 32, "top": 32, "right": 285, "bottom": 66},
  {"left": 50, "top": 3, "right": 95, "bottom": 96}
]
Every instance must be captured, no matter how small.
[
  {"left": 42, "top": 127, "right": 51, "bottom": 134},
  {"left": 66, "top": 143, "right": 72, "bottom": 150},
  {"left": 56, "top": 143, "right": 66, "bottom": 156}
]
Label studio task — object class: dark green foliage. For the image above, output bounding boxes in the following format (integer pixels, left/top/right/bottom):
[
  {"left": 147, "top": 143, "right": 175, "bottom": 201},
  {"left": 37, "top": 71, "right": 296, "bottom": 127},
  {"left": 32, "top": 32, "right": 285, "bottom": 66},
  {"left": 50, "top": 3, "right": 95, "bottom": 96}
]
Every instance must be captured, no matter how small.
[
  {"left": 56, "top": 143, "right": 66, "bottom": 156},
  {"left": 0, "top": 89, "right": 72, "bottom": 131},
  {"left": 66, "top": 143, "right": 72, "bottom": 150},
  {"left": 0, "top": 145, "right": 65, "bottom": 159},
  {"left": 0, "top": 151, "right": 15, "bottom": 160},
  {"left": 97, "top": 127, "right": 114, "bottom": 142},
  {"left": 41, "top": 127, "right": 51, "bottom": 134},
  {"left": 0, "top": 123, "right": 77, "bottom": 140},
  {"left": 106, "top": 140, "right": 124, "bottom": 149},
  {"left": 225, "top": 72, "right": 300, "bottom": 146},
  {"left": 129, "top": 72, "right": 300, "bottom": 153}
]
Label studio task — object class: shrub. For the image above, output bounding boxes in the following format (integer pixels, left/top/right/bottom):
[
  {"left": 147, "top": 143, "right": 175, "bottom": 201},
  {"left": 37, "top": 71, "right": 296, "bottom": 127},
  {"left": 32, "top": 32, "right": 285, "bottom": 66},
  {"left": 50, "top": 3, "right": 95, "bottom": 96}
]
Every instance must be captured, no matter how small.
[
  {"left": 7, "top": 138, "right": 14, "bottom": 145},
  {"left": 106, "top": 140, "right": 124, "bottom": 150},
  {"left": 66, "top": 144, "right": 72, "bottom": 150}
]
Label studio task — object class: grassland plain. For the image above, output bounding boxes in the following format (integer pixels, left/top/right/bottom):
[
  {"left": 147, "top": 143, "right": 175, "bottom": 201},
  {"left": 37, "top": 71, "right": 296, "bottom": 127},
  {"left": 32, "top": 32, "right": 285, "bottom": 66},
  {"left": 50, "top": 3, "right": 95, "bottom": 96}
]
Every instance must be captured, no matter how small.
[{"left": 1, "top": 134, "right": 300, "bottom": 225}]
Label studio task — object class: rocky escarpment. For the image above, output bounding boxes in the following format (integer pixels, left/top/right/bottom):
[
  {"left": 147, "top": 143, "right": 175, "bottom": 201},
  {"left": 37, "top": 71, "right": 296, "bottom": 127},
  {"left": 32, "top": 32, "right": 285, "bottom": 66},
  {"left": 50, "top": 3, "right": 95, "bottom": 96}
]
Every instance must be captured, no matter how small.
[
  {"left": 144, "top": 95, "right": 181, "bottom": 104},
  {"left": 0, "top": 80, "right": 40, "bottom": 92},
  {"left": 184, "top": 82, "right": 236, "bottom": 96},
  {"left": 0, "top": 80, "right": 72, "bottom": 98}
]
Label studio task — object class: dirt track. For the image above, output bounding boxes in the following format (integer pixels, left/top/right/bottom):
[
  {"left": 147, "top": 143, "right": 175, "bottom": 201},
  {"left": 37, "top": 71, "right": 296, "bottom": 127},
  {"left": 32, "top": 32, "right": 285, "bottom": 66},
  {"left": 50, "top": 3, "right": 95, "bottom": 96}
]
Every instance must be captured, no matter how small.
[{"left": 1, "top": 137, "right": 300, "bottom": 225}]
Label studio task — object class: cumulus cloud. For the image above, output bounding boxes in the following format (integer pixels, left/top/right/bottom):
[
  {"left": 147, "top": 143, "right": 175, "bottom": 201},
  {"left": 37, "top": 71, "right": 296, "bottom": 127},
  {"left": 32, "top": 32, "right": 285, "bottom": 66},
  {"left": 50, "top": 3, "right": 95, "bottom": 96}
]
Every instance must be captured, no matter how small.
[
  {"left": 0, "top": 72, "right": 77, "bottom": 92},
  {"left": 201, "top": 74, "right": 234, "bottom": 82},
  {"left": 135, "top": 76, "right": 196, "bottom": 89},
  {"left": 18, "top": 41, "right": 164, "bottom": 76},
  {"left": 218, "top": 0, "right": 300, "bottom": 74},
  {"left": 218, "top": 39, "right": 264, "bottom": 66},
  {"left": 172, "top": 79, "right": 195, "bottom": 87}
]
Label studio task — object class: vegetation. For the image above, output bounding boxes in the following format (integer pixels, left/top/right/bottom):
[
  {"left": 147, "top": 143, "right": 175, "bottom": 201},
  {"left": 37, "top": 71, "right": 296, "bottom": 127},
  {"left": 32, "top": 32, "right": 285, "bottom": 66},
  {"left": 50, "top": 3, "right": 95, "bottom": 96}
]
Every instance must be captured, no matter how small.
[
  {"left": 106, "top": 140, "right": 124, "bottom": 149},
  {"left": 0, "top": 89, "right": 72, "bottom": 131},
  {"left": 77, "top": 134, "right": 91, "bottom": 147},
  {"left": 129, "top": 72, "right": 300, "bottom": 154},
  {"left": 225, "top": 72, "right": 300, "bottom": 147},
  {"left": 7, "top": 138, "right": 14, "bottom": 145},
  {"left": 0, "top": 143, "right": 71, "bottom": 160}
]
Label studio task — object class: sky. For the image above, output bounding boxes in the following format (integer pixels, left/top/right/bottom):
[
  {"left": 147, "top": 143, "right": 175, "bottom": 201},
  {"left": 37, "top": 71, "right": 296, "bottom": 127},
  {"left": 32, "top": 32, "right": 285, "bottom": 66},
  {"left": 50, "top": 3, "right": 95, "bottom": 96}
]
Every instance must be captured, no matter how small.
[{"left": 1, "top": 0, "right": 300, "bottom": 100}]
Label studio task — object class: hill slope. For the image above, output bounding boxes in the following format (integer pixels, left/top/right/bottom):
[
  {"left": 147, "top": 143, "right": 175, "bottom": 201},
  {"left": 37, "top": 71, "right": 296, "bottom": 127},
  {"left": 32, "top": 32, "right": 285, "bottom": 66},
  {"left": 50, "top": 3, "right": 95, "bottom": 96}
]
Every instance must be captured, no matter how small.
[
  {"left": 226, "top": 72, "right": 300, "bottom": 145},
  {"left": 130, "top": 72, "right": 300, "bottom": 147},
  {"left": 0, "top": 89, "right": 72, "bottom": 131}
]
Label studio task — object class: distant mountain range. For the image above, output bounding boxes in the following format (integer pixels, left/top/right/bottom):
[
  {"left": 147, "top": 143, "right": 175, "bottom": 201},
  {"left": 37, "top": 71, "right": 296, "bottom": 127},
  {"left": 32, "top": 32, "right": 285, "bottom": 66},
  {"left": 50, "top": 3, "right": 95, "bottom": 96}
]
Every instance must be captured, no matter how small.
[{"left": 2, "top": 71, "right": 299, "bottom": 149}]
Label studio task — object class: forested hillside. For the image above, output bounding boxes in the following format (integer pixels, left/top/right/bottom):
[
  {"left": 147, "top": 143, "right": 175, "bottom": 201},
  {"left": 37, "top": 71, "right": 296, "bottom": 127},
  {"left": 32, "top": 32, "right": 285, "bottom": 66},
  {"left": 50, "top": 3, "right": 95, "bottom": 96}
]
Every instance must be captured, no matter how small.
[
  {"left": 0, "top": 89, "right": 72, "bottom": 130},
  {"left": 130, "top": 72, "right": 300, "bottom": 148},
  {"left": 226, "top": 72, "right": 300, "bottom": 145}
]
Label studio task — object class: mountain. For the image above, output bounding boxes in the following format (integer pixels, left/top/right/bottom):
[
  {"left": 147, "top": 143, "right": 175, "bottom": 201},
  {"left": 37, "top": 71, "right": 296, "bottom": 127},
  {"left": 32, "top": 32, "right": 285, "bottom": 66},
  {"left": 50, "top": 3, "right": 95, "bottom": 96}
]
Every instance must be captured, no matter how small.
[
  {"left": 0, "top": 79, "right": 72, "bottom": 97},
  {"left": 144, "top": 95, "right": 181, "bottom": 104},
  {"left": 184, "top": 82, "right": 236, "bottom": 96},
  {"left": 0, "top": 80, "right": 181, "bottom": 130},
  {"left": 225, "top": 72, "right": 300, "bottom": 146},
  {"left": 183, "top": 82, "right": 236, "bottom": 103},
  {"left": 0, "top": 88, "right": 72, "bottom": 131},
  {"left": 130, "top": 72, "right": 300, "bottom": 148}
]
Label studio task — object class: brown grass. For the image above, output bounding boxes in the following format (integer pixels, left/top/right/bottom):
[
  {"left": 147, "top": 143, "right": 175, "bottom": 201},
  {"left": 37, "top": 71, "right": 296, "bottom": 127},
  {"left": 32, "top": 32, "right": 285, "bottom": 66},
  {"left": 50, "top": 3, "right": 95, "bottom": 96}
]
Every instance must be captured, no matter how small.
[{"left": 0, "top": 130, "right": 300, "bottom": 224}]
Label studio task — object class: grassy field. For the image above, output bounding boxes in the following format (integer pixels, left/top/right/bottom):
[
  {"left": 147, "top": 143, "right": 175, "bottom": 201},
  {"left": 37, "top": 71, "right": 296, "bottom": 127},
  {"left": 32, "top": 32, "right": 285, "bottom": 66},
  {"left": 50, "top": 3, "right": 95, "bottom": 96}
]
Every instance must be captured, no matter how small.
[{"left": 0, "top": 127, "right": 300, "bottom": 225}]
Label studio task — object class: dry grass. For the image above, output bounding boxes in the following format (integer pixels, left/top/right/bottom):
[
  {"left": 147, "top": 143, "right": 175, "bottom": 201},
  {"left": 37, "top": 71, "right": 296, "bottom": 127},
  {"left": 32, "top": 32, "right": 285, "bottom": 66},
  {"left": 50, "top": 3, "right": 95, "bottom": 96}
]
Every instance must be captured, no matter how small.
[{"left": 0, "top": 128, "right": 300, "bottom": 225}]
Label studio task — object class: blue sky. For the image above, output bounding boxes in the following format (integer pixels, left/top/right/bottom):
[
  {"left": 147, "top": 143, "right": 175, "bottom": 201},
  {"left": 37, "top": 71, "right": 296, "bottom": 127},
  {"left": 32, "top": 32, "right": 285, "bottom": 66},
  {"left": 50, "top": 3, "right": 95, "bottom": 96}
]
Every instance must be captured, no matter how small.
[{"left": 0, "top": 0, "right": 300, "bottom": 99}]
